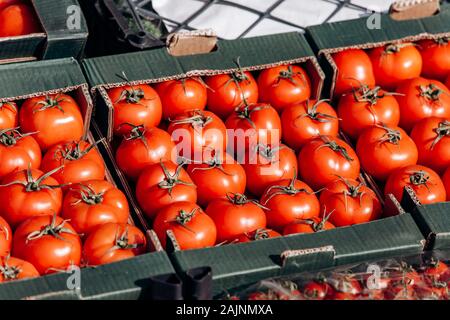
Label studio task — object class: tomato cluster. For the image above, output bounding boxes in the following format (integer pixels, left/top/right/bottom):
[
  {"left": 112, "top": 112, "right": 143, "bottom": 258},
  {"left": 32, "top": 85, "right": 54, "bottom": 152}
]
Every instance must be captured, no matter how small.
[
  {"left": 0, "top": 92, "right": 146, "bottom": 283},
  {"left": 0, "top": 0, "right": 41, "bottom": 37}
]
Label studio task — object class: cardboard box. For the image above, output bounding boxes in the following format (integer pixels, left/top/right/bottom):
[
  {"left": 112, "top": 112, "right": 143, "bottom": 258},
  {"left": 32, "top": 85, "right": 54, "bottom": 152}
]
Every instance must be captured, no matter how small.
[{"left": 0, "top": 0, "right": 88, "bottom": 64}]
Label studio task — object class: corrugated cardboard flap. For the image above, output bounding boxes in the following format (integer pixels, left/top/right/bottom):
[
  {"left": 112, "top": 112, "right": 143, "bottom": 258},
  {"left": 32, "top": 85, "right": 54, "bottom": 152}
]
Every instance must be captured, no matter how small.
[{"left": 413, "top": 203, "right": 450, "bottom": 251}]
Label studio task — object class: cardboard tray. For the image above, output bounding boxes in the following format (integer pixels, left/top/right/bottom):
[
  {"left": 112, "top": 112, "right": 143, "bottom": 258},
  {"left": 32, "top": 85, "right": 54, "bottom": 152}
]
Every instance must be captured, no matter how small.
[{"left": 0, "top": 0, "right": 88, "bottom": 64}]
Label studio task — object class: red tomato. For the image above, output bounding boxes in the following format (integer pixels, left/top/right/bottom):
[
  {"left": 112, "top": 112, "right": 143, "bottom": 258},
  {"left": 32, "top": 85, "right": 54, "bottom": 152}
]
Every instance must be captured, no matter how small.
[
  {"left": 384, "top": 165, "right": 446, "bottom": 204},
  {"left": 281, "top": 99, "right": 339, "bottom": 150},
  {"left": 0, "top": 102, "right": 18, "bottom": 130},
  {"left": 410, "top": 117, "right": 450, "bottom": 175},
  {"left": 422, "top": 260, "right": 449, "bottom": 284},
  {"left": 12, "top": 215, "right": 81, "bottom": 274},
  {"left": 186, "top": 153, "right": 246, "bottom": 207},
  {"left": 298, "top": 136, "right": 360, "bottom": 190},
  {"left": 243, "top": 143, "right": 297, "bottom": 197},
  {"left": 331, "top": 49, "right": 375, "bottom": 97},
  {"left": 0, "top": 216, "right": 12, "bottom": 257},
  {"left": 338, "top": 85, "right": 401, "bottom": 140},
  {"left": 395, "top": 77, "right": 450, "bottom": 132},
  {"left": 0, "top": 0, "right": 20, "bottom": 11},
  {"left": 206, "top": 193, "right": 266, "bottom": 243},
  {"left": 62, "top": 180, "right": 130, "bottom": 236},
  {"left": 235, "top": 228, "right": 281, "bottom": 243},
  {"left": 443, "top": 167, "right": 450, "bottom": 201},
  {"left": 303, "top": 281, "right": 334, "bottom": 300},
  {"left": 0, "top": 167, "right": 63, "bottom": 228},
  {"left": 283, "top": 215, "right": 335, "bottom": 235},
  {"left": 83, "top": 223, "right": 146, "bottom": 266},
  {"left": 0, "top": 128, "right": 41, "bottom": 179},
  {"left": 225, "top": 103, "right": 282, "bottom": 154},
  {"left": 136, "top": 161, "right": 197, "bottom": 220},
  {"left": 153, "top": 202, "right": 216, "bottom": 250},
  {"left": 257, "top": 65, "right": 311, "bottom": 113},
  {"left": 168, "top": 110, "right": 227, "bottom": 161},
  {"left": 419, "top": 38, "right": 450, "bottom": 82},
  {"left": 205, "top": 69, "right": 258, "bottom": 119},
  {"left": 19, "top": 94, "right": 84, "bottom": 151},
  {"left": 369, "top": 43, "right": 422, "bottom": 90},
  {"left": 356, "top": 124, "right": 418, "bottom": 181},
  {"left": 116, "top": 125, "right": 176, "bottom": 181},
  {"left": 107, "top": 84, "right": 162, "bottom": 136},
  {"left": 155, "top": 78, "right": 207, "bottom": 120},
  {"left": 319, "top": 178, "right": 381, "bottom": 227},
  {"left": 260, "top": 177, "right": 320, "bottom": 232},
  {"left": 41, "top": 140, "right": 105, "bottom": 185},
  {"left": 0, "top": 256, "right": 39, "bottom": 282},
  {"left": 0, "top": 4, "right": 41, "bottom": 37}
]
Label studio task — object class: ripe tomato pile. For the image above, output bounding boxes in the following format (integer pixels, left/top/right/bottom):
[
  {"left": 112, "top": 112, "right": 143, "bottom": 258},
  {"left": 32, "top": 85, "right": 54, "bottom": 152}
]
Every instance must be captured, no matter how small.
[
  {"left": 0, "top": 91, "right": 145, "bottom": 283},
  {"left": 232, "top": 258, "right": 450, "bottom": 300},
  {"left": 0, "top": 0, "right": 41, "bottom": 37}
]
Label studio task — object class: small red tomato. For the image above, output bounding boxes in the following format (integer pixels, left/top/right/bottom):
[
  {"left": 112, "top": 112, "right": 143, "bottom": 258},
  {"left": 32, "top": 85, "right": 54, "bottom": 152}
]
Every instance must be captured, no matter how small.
[
  {"left": 206, "top": 193, "right": 266, "bottom": 243},
  {"left": 155, "top": 78, "right": 207, "bottom": 120},
  {"left": 257, "top": 65, "right": 311, "bottom": 113},
  {"left": 234, "top": 228, "right": 281, "bottom": 243},
  {"left": 298, "top": 136, "right": 360, "bottom": 190},
  {"left": 0, "top": 102, "right": 18, "bottom": 130},
  {"left": 116, "top": 125, "right": 176, "bottom": 181},
  {"left": 260, "top": 177, "right": 320, "bottom": 232},
  {"left": 303, "top": 281, "right": 334, "bottom": 300},
  {"left": 153, "top": 202, "right": 217, "bottom": 250},
  {"left": 83, "top": 223, "right": 146, "bottom": 266},
  {"left": 369, "top": 43, "right": 422, "bottom": 90},
  {"left": 0, "top": 216, "right": 12, "bottom": 257},
  {"left": 410, "top": 117, "right": 450, "bottom": 175},
  {"left": 384, "top": 165, "right": 446, "bottom": 204},
  {"left": 418, "top": 38, "right": 450, "bottom": 82},
  {"left": 0, "top": 256, "right": 40, "bottom": 282},
  {"left": 338, "top": 85, "right": 400, "bottom": 140},
  {"left": 107, "top": 84, "right": 162, "bottom": 136},
  {"left": 356, "top": 124, "right": 418, "bottom": 181},
  {"left": 0, "top": 4, "right": 41, "bottom": 37},
  {"left": 319, "top": 178, "right": 381, "bottom": 227},
  {"left": 443, "top": 167, "right": 450, "bottom": 201},
  {"left": 205, "top": 69, "right": 258, "bottom": 119},
  {"left": 283, "top": 214, "right": 335, "bottom": 236},
  {"left": 281, "top": 99, "right": 339, "bottom": 150},
  {"left": 331, "top": 49, "right": 375, "bottom": 97}
]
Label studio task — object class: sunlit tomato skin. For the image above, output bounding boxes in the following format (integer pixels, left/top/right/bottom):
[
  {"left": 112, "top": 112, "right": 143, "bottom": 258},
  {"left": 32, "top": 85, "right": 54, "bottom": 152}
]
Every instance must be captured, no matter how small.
[
  {"left": 19, "top": 94, "right": 84, "bottom": 151},
  {"left": 369, "top": 43, "right": 422, "bottom": 90},
  {"left": 0, "top": 0, "right": 20, "bottom": 11},
  {"left": 410, "top": 117, "right": 450, "bottom": 175},
  {"left": 107, "top": 84, "right": 162, "bottom": 136},
  {"left": 205, "top": 71, "right": 258, "bottom": 119},
  {"left": 0, "top": 128, "right": 41, "bottom": 179},
  {"left": 444, "top": 167, "right": 450, "bottom": 201},
  {"left": 281, "top": 99, "right": 339, "bottom": 150},
  {"left": 186, "top": 153, "right": 245, "bottom": 207},
  {"left": 298, "top": 136, "right": 360, "bottom": 191},
  {"left": 283, "top": 216, "right": 335, "bottom": 235},
  {"left": 395, "top": 77, "right": 450, "bottom": 132},
  {"left": 83, "top": 223, "right": 146, "bottom": 266},
  {"left": 0, "top": 102, "right": 18, "bottom": 130},
  {"left": 356, "top": 124, "right": 418, "bottom": 181},
  {"left": 136, "top": 161, "right": 197, "bottom": 220},
  {"left": 168, "top": 110, "right": 227, "bottom": 161},
  {"left": 41, "top": 140, "right": 105, "bottom": 185},
  {"left": 0, "top": 168, "right": 63, "bottom": 228},
  {"left": 331, "top": 49, "right": 375, "bottom": 97},
  {"left": 260, "top": 178, "right": 320, "bottom": 232},
  {"left": 62, "top": 180, "right": 130, "bottom": 236},
  {"left": 384, "top": 165, "right": 446, "bottom": 204},
  {"left": 243, "top": 144, "right": 297, "bottom": 197},
  {"left": 225, "top": 103, "right": 282, "bottom": 154},
  {"left": 303, "top": 281, "right": 335, "bottom": 300},
  {"left": 116, "top": 126, "right": 176, "bottom": 181},
  {"left": 234, "top": 228, "right": 281, "bottom": 243},
  {"left": 320, "top": 178, "right": 381, "bottom": 227},
  {"left": 419, "top": 38, "right": 450, "bottom": 82},
  {"left": 153, "top": 202, "right": 216, "bottom": 250},
  {"left": 0, "top": 216, "right": 12, "bottom": 257},
  {"left": 206, "top": 194, "right": 266, "bottom": 243},
  {"left": 257, "top": 65, "right": 311, "bottom": 113},
  {"left": 12, "top": 215, "right": 81, "bottom": 275},
  {"left": 0, "top": 256, "right": 39, "bottom": 282},
  {"left": 0, "top": 4, "right": 41, "bottom": 37},
  {"left": 155, "top": 78, "right": 207, "bottom": 120},
  {"left": 338, "top": 85, "right": 401, "bottom": 140}
]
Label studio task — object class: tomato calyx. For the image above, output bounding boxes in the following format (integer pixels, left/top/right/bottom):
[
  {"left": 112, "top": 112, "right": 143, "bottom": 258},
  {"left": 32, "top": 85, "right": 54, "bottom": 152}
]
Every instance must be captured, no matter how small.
[
  {"left": 296, "top": 208, "right": 334, "bottom": 232},
  {"left": 0, "top": 256, "right": 20, "bottom": 280},
  {"left": 383, "top": 43, "right": 414, "bottom": 55},
  {"left": 234, "top": 103, "right": 270, "bottom": 129},
  {"left": 158, "top": 160, "right": 195, "bottom": 195},
  {"left": 296, "top": 99, "right": 337, "bottom": 123},
  {"left": 230, "top": 56, "right": 251, "bottom": 84},
  {"left": 408, "top": 170, "right": 430, "bottom": 188},
  {"left": 276, "top": 65, "right": 305, "bottom": 86},
  {"left": 226, "top": 193, "right": 268, "bottom": 210},
  {"left": 431, "top": 120, "right": 450, "bottom": 149},
  {"left": 253, "top": 143, "right": 285, "bottom": 163},
  {"left": 55, "top": 139, "right": 103, "bottom": 162},
  {"left": 26, "top": 214, "right": 77, "bottom": 243},
  {"left": 113, "top": 227, "right": 141, "bottom": 250},
  {"left": 419, "top": 83, "right": 448, "bottom": 102},
  {"left": 433, "top": 37, "right": 449, "bottom": 46},
  {"left": 169, "top": 110, "right": 213, "bottom": 129},
  {"left": 261, "top": 174, "right": 315, "bottom": 205},
  {"left": 375, "top": 123, "right": 402, "bottom": 145},
  {"left": 190, "top": 153, "right": 232, "bottom": 176},
  {"left": 0, "top": 165, "right": 65, "bottom": 192},
  {"left": 115, "top": 72, "right": 149, "bottom": 105},
  {"left": 245, "top": 228, "right": 271, "bottom": 241},
  {"left": 120, "top": 123, "right": 150, "bottom": 149},
  {"left": 0, "top": 101, "right": 17, "bottom": 112},
  {"left": 72, "top": 184, "right": 105, "bottom": 206},
  {"left": 351, "top": 85, "right": 402, "bottom": 106},
  {"left": 318, "top": 136, "right": 354, "bottom": 161},
  {"left": 335, "top": 176, "right": 368, "bottom": 210},
  {"left": 0, "top": 127, "right": 37, "bottom": 147},
  {"left": 34, "top": 94, "right": 68, "bottom": 113}
]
